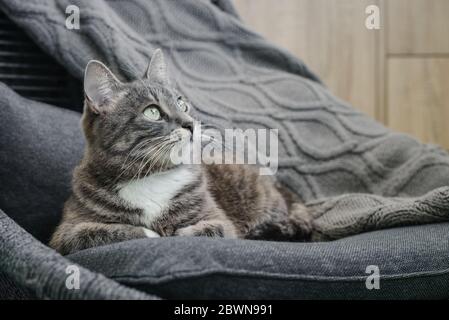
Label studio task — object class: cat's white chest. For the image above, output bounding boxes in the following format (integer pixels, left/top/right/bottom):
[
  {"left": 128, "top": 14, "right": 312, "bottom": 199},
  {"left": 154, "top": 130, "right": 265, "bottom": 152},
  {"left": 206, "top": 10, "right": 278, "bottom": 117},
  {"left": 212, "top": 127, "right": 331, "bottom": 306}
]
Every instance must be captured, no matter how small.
[{"left": 118, "top": 166, "right": 195, "bottom": 226}]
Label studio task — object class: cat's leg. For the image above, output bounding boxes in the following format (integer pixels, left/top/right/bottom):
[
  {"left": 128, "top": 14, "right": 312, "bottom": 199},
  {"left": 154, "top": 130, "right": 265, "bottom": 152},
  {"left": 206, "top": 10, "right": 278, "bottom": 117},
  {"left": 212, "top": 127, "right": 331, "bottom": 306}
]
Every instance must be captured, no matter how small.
[
  {"left": 288, "top": 202, "right": 313, "bottom": 241},
  {"left": 50, "top": 222, "right": 160, "bottom": 255},
  {"left": 142, "top": 228, "right": 161, "bottom": 238},
  {"left": 175, "top": 219, "right": 237, "bottom": 238},
  {"left": 245, "top": 203, "right": 312, "bottom": 241}
]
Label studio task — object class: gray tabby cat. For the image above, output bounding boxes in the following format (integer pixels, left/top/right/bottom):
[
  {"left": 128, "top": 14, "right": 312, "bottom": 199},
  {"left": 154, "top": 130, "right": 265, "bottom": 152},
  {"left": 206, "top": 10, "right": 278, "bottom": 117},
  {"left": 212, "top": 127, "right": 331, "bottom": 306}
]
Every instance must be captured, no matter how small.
[{"left": 50, "top": 49, "right": 312, "bottom": 255}]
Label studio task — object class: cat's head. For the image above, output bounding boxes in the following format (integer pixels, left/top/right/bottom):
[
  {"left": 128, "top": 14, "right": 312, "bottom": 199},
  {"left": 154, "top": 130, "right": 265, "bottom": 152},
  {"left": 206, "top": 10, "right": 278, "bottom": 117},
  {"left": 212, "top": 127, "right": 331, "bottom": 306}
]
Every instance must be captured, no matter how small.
[{"left": 82, "top": 49, "right": 195, "bottom": 180}]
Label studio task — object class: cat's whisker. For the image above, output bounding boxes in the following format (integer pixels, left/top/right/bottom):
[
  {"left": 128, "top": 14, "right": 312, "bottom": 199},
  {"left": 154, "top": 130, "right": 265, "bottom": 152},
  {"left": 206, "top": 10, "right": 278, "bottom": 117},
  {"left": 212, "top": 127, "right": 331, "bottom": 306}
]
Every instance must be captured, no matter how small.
[
  {"left": 120, "top": 138, "right": 169, "bottom": 182},
  {"left": 136, "top": 143, "right": 164, "bottom": 180},
  {"left": 152, "top": 141, "right": 176, "bottom": 173},
  {"left": 201, "top": 134, "right": 232, "bottom": 151},
  {"left": 146, "top": 141, "right": 173, "bottom": 176},
  {"left": 159, "top": 142, "right": 176, "bottom": 174},
  {"left": 121, "top": 140, "right": 153, "bottom": 168},
  {"left": 114, "top": 139, "right": 166, "bottom": 183},
  {"left": 144, "top": 147, "right": 166, "bottom": 178},
  {"left": 124, "top": 138, "right": 166, "bottom": 169},
  {"left": 201, "top": 123, "right": 223, "bottom": 131},
  {"left": 137, "top": 139, "right": 172, "bottom": 179},
  {"left": 120, "top": 137, "right": 163, "bottom": 171}
]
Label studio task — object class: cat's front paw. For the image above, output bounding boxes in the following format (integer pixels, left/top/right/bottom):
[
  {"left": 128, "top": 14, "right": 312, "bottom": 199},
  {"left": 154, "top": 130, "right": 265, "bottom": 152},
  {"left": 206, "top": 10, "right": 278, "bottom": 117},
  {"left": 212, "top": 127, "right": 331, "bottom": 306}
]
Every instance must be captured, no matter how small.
[
  {"left": 142, "top": 228, "right": 161, "bottom": 238},
  {"left": 175, "top": 221, "right": 225, "bottom": 238}
]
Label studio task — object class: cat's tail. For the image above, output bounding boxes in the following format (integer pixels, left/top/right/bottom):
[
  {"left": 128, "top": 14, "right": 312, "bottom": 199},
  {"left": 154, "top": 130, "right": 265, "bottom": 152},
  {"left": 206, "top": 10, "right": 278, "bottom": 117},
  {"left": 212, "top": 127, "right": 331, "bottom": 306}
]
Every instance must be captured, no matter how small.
[{"left": 288, "top": 202, "right": 314, "bottom": 241}]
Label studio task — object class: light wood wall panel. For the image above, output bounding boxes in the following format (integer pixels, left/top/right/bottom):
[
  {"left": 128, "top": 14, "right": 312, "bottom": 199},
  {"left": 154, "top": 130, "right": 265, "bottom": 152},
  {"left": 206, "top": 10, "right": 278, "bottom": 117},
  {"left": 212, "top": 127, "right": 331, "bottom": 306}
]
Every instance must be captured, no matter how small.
[
  {"left": 387, "top": 0, "right": 449, "bottom": 54},
  {"left": 234, "top": 0, "right": 449, "bottom": 149},
  {"left": 234, "top": 0, "right": 380, "bottom": 119},
  {"left": 387, "top": 58, "right": 449, "bottom": 149}
]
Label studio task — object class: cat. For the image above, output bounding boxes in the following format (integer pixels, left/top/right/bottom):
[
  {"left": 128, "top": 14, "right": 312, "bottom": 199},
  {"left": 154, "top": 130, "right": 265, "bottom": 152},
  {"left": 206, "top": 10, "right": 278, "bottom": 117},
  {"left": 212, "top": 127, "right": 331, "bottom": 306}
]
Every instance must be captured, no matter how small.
[{"left": 49, "top": 49, "right": 312, "bottom": 255}]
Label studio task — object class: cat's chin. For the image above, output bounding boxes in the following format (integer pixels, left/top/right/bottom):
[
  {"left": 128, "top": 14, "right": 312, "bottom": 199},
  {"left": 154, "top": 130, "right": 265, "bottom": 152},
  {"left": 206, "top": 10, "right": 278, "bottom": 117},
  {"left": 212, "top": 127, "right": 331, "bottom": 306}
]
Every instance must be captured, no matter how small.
[
  {"left": 156, "top": 158, "right": 189, "bottom": 173},
  {"left": 163, "top": 162, "right": 180, "bottom": 171}
]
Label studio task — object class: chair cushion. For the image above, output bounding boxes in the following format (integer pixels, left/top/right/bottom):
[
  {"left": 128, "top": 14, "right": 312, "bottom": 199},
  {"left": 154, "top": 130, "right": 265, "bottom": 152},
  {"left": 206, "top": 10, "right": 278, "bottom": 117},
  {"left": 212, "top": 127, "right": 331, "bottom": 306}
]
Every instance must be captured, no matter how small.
[
  {"left": 0, "top": 83, "right": 84, "bottom": 243},
  {"left": 68, "top": 223, "right": 449, "bottom": 299}
]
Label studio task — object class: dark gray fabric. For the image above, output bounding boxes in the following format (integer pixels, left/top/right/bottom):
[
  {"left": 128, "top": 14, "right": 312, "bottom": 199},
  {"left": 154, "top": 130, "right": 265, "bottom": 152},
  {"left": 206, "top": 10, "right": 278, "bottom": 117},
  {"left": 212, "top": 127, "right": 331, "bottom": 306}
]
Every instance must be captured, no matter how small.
[
  {"left": 68, "top": 223, "right": 449, "bottom": 299},
  {"left": 0, "top": 82, "right": 84, "bottom": 243},
  {"left": 0, "top": 272, "right": 35, "bottom": 300},
  {"left": 1, "top": 0, "right": 449, "bottom": 238},
  {"left": 0, "top": 209, "right": 159, "bottom": 299}
]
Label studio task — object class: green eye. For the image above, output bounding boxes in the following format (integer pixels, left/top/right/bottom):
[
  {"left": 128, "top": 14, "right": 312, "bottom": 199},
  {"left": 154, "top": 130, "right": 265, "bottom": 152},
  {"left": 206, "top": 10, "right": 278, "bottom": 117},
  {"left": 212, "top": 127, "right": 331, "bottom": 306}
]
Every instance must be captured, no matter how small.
[
  {"left": 177, "top": 98, "right": 188, "bottom": 112},
  {"left": 143, "top": 106, "right": 161, "bottom": 121}
]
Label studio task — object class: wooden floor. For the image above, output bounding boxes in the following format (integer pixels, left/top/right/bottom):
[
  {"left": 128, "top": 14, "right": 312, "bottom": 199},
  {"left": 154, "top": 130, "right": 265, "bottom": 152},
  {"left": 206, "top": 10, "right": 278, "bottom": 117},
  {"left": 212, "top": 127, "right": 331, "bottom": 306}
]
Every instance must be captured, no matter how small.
[{"left": 234, "top": 0, "right": 449, "bottom": 149}]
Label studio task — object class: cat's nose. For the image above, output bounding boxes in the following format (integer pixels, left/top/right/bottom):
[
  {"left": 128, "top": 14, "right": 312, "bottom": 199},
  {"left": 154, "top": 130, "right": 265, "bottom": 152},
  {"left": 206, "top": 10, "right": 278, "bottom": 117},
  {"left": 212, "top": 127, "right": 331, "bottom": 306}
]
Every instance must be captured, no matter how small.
[{"left": 181, "top": 122, "right": 194, "bottom": 134}]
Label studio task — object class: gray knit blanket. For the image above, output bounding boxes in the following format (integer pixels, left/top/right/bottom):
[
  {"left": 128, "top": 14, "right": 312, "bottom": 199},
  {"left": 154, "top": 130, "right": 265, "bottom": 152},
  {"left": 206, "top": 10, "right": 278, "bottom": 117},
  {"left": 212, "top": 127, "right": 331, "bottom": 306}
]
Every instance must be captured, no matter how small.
[{"left": 1, "top": 0, "right": 449, "bottom": 241}]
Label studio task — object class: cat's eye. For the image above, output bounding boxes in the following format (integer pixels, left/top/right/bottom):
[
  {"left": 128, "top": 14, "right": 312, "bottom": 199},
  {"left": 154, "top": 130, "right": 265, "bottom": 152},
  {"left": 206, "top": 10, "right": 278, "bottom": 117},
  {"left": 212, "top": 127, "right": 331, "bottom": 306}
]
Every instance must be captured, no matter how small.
[
  {"left": 143, "top": 105, "right": 161, "bottom": 121},
  {"left": 177, "top": 98, "right": 189, "bottom": 112}
]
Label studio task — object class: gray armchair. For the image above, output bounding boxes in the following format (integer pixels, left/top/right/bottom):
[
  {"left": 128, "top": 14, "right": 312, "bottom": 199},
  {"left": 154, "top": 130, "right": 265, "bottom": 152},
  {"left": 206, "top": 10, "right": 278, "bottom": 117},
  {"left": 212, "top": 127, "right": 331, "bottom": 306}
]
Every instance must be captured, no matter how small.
[{"left": 1, "top": 0, "right": 448, "bottom": 299}]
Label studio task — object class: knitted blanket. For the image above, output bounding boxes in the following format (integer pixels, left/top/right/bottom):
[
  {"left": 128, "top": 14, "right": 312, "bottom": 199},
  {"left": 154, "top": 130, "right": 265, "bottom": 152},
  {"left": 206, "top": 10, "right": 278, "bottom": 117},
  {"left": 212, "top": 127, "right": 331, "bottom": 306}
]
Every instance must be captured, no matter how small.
[{"left": 1, "top": 0, "right": 449, "bottom": 241}]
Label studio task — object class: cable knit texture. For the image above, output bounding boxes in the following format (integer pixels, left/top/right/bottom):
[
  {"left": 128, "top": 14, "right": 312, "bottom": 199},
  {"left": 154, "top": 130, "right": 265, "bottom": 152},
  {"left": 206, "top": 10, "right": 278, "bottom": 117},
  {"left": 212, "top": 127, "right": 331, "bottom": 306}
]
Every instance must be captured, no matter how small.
[{"left": 1, "top": 0, "right": 449, "bottom": 238}]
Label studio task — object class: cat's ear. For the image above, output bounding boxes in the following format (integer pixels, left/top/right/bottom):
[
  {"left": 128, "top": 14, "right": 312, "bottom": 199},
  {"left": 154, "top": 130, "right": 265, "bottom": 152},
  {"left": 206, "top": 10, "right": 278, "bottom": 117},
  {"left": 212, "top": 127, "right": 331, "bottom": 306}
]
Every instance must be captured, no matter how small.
[
  {"left": 84, "top": 60, "right": 122, "bottom": 114},
  {"left": 145, "top": 49, "right": 170, "bottom": 86}
]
